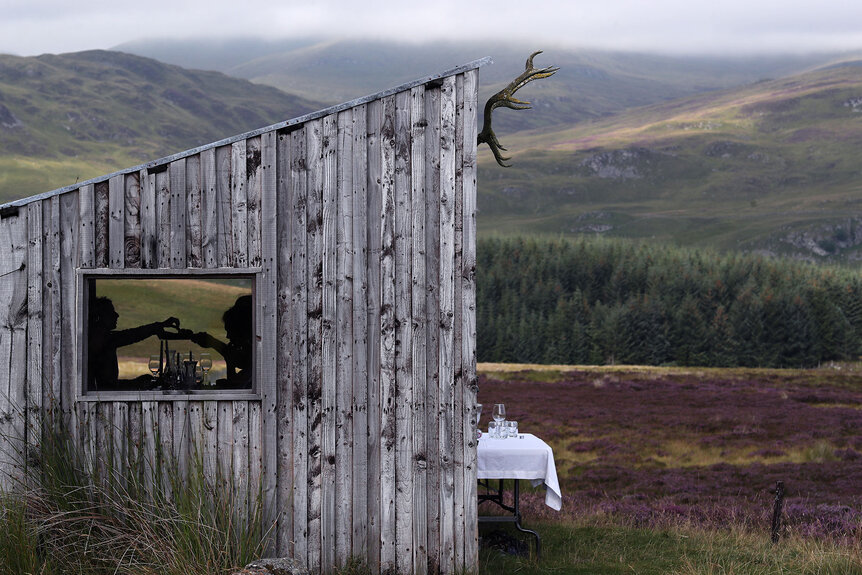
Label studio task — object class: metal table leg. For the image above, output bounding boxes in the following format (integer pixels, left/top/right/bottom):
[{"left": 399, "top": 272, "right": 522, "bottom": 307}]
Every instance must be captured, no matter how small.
[{"left": 478, "top": 479, "right": 541, "bottom": 560}]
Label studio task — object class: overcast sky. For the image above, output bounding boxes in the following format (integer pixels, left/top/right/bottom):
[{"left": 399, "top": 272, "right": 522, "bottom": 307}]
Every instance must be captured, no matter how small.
[{"left": 2, "top": 0, "right": 862, "bottom": 57}]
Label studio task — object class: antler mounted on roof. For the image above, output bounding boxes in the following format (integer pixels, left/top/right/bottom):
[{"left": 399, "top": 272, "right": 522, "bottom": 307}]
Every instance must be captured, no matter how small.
[{"left": 477, "top": 51, "right": 559, "bottom": 167}]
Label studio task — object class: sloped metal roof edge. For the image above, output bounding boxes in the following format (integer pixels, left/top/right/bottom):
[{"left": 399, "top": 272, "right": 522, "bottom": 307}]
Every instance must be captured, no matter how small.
[{"left": 1, "top": 56, "right": 492, "bottom": 211}]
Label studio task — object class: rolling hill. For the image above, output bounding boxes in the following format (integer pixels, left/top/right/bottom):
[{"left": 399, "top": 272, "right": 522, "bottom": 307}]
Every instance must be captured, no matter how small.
[
  {"left": 0, "top": 50, "right": 321, "bottom": 199},
  {"left": 475, "top": 61, "right": 862, "bottom": 263},
  {"left": 2, "top": 41, "right": 862, "bottom": 263}
]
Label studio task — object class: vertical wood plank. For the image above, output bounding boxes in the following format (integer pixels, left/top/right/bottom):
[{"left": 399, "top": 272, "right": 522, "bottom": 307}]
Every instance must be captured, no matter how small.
[
  {"left": 26, "top": 202, "right": 43, "bottom": 462},
  {"left": 453, "top": 74, "right": 467, "bottom": 569},
  {"left": 187, "top": 400, "right": 203, "bottom": 474},
  {"left": 423, "top": 83, "right": 442, "bottom": 573},
  {"left": 409, "top": 84, "right": 429, "bottom": 575},
  {"left": 94, "top": 181, "right": 109, "bottom": 269},
  {"left": 461, "top": 68, "right": 480, "bottom": 573},
  {"left": 140, "top": 171, "right": 157, "bottom": 269},
  {"left": 69, "top": 189, "right": 84, "bottom": 452},
  {"left": 41, "top": 200, "right": 55, "bottom": 415},
  {"left": 305, "top": 118, "right": 324, "bottom": 575},
  {"left": 158, "top": 401, "right": 173, "bottom": 497},
  {"left": 231, "top": 140, "right": 248, "bottom": 268},
  {"left": 142, "top": 401, "right": 157, "bottom": 494},
  {"left": 82, "top": 402, "right": 99, "bottom": 481},
  {"left": 79, "top": 184, "right": 95, "bottom": 269},
  {"left": 233, "top": 401, "right": 250, "bottom": 523},
  {"left": 249, "top": 399, "right": 262, "bottom": 523},
  {"left": 124, "top": 172, "right": 142, "bottom": 268},
  {"left": 47, "top": 196, "right": 60, "bottom": 415},
  {"left": 0, "top": 211, "right": 28, "bottom": 489},
  {"left": 215, "top": 146, "right": 233, "bottom": 268},
  {"left": 202, "top": 401, "right": 218, "bottom": 483},
  {"left": 170, "top": 159, "right": 187, "bottom": 269},
  {"left": 201, "top": 148, "right": 218, "bottom": 269},
  {"left": 437, "top": 75, "right": 458, "bottom": 575},
  {"left": 94, "top": 402, "right": 111, "bottom": 483},
  {"left": 320, "top": 113, "right": 338, "bottom": 574},
  {"left": 156, "top": 170, "right": 171, "bottom": 269},
  {"left": 217, "top": 400, "right": 233, "bottom": 498},
  {"left": 289, "top": 127, "right": 309, "bottom": 566},
  {"left": 59, "top": 192, "right": 79, "bottom": 415},
  {"left": 394, "top": 88, "right": 414, "bottom": 575},
  {"left": 246, "top": 136, "right": 262, "bottom": 269},
  {"left": 335, "top": 110, "right": 354, "bottom": 565},
  {"left": 74, "top": 184, "right": 92, "bottom": 447},
  {"left": 275, "top": 129, "right": 294, "bottom": 556},
  {"left": 9, "top": 212, "right": 27, "bottom": 481},
  {"left": 365, "top": 99, "right": 383, "bottom": 572},
  {"left": 259, "top": 130, "right": 279, "bottom": 552},
  {"left": 113, "top": 402, "right": 128, "bottom": 487},
  {"left": 173, "top": 399, "right": 189, "bottom": 482},
  {"left": 186, "top": 154, "right": 203, "bottom": 269},
  {"left": 378, "top": 95, "right": 397, "bottom": 572},
  {"left": 350, "top": 104, "right": 370, "bottom": 561},
  {"left": 126, "top": 401, "right": 144, "bottom": 492},
  {"left": 109, "top": 175, "right": 124, "bottom": 269}
]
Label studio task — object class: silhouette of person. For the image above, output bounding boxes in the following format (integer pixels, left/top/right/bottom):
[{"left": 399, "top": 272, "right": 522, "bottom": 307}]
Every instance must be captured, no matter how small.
[
  {"left": 87, "top": 296, "right": 188, "bottom": 391},
  {"left": 191, "top": 295, "right": 253, "bottom": 388}
]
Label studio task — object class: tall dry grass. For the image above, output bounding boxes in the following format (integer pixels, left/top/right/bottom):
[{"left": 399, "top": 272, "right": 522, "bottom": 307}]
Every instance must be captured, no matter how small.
[{"left": 0, "top": 416, "right": 267, "bottom": 575}]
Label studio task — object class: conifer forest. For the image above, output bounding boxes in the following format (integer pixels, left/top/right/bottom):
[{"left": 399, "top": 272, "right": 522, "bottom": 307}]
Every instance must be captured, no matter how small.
[{"left": 477, "top": 236, "right": 862, "bottom": 368}]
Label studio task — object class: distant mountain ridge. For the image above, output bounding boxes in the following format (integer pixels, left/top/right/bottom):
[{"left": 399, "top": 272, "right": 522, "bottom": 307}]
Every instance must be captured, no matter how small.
[
  {"left": 116, "top": 38, "right": 850, "bottom": 135},
  {"left": 0, "top": 49, "right": 321, "bottom": 198}
]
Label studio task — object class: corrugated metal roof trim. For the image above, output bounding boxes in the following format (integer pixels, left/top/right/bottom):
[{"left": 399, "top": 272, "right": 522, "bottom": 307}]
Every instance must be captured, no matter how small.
[{"left": 2, "top": 56, "right": 492, "bottom": 210}]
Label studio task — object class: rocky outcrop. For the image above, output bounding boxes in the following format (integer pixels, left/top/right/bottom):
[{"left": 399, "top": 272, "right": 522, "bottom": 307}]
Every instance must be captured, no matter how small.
[
  {"left": 579, "top": 148, "right": 650, "bottom": 180},
  {"left": 0, "top": 103, "right": 22, "bottom": 129},
  {"left": 843, "top": 97, "right": 862, "bottom": 112},
  {"left": 232, "top": 557, "right": 309, "bottom": 575},
  {"left": 779, "top": 218, "right": 862, "bottom": 259}
]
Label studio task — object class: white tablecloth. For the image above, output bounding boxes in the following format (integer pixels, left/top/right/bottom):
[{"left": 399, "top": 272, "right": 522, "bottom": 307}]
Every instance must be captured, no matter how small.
[{"left": 477, "top": 433, "right": 562, "bottom": 511}]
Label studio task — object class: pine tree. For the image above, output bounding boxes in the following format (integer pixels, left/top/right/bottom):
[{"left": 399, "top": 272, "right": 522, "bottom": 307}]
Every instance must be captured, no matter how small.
[{"left": 670, "top": 294, "right": 709, "bottom": 366}]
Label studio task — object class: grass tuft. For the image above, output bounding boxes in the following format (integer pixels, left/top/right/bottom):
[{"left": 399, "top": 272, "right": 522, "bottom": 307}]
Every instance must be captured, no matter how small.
[
  {"left": 0, "top": 416, "right": 266, "bottom": 575},
  {"left": 478, "top": 517, "right": 862, "bottom": 575}
]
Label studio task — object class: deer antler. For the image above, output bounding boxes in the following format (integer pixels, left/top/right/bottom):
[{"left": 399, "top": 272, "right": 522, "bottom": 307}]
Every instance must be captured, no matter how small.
[{"left": 477, "top": 51, "right": 559, "bottom": 167}]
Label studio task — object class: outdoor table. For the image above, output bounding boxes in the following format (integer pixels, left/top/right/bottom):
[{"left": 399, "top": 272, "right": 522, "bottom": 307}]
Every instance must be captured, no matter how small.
[{"left": 477, "top": 432, "right": 562, "bottom": 559}]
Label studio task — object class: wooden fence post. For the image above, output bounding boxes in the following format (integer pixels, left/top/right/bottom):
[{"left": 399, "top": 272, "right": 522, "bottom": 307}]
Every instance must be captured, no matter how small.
[{"left": 770, "top": 480, "right": 785, "bottom": 543}]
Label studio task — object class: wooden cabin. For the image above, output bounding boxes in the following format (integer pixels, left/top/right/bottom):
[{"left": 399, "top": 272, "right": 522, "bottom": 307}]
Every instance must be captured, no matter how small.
[{"left": 0, "top": 57, "right": 488, "bottom": 574}]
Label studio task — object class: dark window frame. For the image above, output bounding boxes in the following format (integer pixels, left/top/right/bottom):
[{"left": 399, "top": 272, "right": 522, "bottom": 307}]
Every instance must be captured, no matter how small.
[{"left": 76, "top": 268, "right": 261, "bottom": 401}]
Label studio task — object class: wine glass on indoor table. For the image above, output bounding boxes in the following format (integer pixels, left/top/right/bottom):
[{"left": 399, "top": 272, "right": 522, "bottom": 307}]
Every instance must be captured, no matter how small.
[
  {"left": 199, "top": 353, "right": 212, "bottom": 386},
  {"left": 148, "top": 355, "right": 161, "bottom": 385}
]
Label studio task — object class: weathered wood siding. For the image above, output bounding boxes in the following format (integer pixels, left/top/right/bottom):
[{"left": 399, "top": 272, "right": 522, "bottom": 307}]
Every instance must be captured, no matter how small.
[{"left": 0, "top": 65, "right": 481, "bottom": 575}]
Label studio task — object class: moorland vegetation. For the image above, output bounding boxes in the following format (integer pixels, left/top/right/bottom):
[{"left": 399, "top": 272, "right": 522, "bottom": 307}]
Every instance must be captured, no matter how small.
[{"left": 477, "top": 364, "right": 862, "bottom": 573}]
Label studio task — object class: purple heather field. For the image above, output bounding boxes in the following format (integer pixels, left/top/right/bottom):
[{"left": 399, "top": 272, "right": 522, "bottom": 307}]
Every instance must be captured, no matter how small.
[{"left": 477, "top": 367, "right": 862, "bottom": 542}]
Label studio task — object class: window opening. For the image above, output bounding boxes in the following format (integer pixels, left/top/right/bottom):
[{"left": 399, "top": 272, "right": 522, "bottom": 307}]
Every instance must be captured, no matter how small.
[{"left": 83, "top": 275, "right": 254, "bottom": 395}]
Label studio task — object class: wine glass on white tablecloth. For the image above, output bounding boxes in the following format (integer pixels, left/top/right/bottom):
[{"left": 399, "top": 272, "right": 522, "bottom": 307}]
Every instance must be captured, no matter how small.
[
  {"left": 474, "top": 404, "right": 483, "bottom": 440},
  {"left": 492, "top": 403, "right": 506, "bottom": 427}
]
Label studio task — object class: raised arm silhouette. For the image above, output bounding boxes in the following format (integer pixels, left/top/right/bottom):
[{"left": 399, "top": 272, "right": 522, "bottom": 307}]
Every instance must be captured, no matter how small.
[
  {"left": 88, "top": 296, "right": 190, "bottom": 390},
  {"left": 191, "top": 294, "right": 253, "bottom": 388}
]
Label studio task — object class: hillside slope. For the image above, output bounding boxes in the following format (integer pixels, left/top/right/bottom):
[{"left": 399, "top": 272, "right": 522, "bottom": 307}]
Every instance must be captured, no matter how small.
[
  {"left": 477, "top": 62, "right": 862, "bottom": 263},
  {"left": 2, "top": 45, "right": 861, "bottom": 264},
  {"left": 0, "top": 50, "right": 321, "bottom": 201}
]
